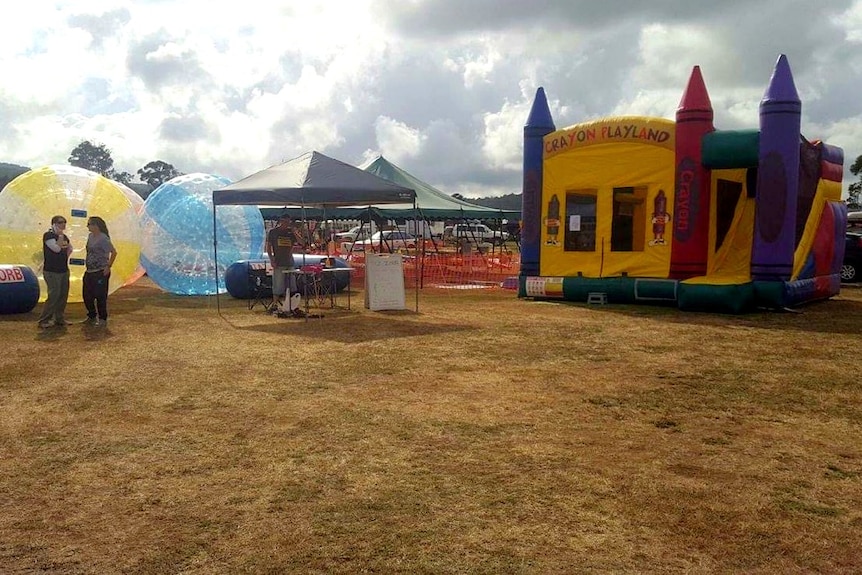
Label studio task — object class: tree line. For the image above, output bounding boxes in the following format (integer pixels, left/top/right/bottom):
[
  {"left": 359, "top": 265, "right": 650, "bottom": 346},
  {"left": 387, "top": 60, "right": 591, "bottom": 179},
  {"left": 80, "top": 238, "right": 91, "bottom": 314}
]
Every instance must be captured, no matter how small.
[
  {"left": 0, "top": 143, "right": 860, "bottom": 208},
  {"left": 67, "top": 140, "right": 183, "bottom": 192},
  {"left": 0, "top": 140, "right": 183, "bottom": 197}
]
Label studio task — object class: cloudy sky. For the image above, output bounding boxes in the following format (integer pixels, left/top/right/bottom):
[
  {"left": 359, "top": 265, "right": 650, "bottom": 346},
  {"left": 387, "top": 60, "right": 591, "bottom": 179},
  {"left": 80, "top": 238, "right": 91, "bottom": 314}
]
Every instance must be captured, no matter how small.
[{"left": 1, "top": 0, "right": 861, "bottom": 198}]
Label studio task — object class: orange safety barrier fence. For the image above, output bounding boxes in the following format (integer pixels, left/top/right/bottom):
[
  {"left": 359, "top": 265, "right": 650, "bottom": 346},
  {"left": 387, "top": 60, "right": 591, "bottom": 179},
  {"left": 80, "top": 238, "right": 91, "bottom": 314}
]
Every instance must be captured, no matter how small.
[{"left": 309, "top": 245, "right": 520, "bottom": 289}]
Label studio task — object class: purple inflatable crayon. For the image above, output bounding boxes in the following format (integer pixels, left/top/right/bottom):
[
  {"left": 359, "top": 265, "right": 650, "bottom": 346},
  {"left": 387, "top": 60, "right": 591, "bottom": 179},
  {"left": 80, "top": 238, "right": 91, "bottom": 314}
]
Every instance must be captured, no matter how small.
[
  {"left": 521, "top": 87, "right": 555, "bottom": 279},
  {"left": 751, "top": 55, "right": 801, "bottom": 281}
]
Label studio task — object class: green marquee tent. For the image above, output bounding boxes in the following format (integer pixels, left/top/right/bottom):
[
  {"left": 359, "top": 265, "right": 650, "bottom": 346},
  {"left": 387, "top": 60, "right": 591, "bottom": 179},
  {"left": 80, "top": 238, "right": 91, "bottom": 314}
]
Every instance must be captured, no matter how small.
[{"left": 359, "top": 155, "right": 519, "bottom": 221}]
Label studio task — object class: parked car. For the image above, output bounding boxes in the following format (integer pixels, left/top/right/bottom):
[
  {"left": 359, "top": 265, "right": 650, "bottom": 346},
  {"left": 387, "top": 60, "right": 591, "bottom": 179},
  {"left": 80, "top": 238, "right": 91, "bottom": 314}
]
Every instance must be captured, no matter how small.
[
  {"left": 353, "top": 230, "right": 418, "bottom": 252},
  {"left": 842, "top": 229, "right": 862, "bottom": 283},
  {"left": 443, "top": 223, "right": 508, "bottom": 246},
  {"left": 334, "top": 225, "right": 372, "bottom": 243}
]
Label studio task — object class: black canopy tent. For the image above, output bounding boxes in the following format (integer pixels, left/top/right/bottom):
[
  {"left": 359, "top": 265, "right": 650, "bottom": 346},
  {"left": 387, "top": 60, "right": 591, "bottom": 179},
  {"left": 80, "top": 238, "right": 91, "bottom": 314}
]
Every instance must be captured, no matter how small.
[{"left": 212, "top": 150, "right": 419, "bottom": 313}]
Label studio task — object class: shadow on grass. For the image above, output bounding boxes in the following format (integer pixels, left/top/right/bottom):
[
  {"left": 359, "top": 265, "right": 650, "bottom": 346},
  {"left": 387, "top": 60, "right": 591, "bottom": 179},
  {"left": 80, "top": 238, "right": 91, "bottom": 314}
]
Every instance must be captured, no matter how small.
[
  {"left": 30, "top": 322, "right": 115, "bottom": 342},
  {"left": 226, "top": 312, "right": 473, "bottom": 343},
  {"left": 81, "top": 324, "right": 115, "bottom": 341},
  {"left": 536, "top": 295, "right": 862, "bottom": 335},
  {"left": 0, "top": 313, "right": 38, "bottom": 324},
  {"left": 33, "top": 324, "right": 68, "bottom": 342}
]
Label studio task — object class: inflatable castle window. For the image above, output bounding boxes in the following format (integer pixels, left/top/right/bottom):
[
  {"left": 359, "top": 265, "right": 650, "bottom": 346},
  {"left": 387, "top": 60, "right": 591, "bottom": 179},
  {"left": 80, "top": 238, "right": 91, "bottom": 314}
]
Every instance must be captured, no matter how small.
[{"left": 519, "top": 55, "right": 847, "bottom": 313}]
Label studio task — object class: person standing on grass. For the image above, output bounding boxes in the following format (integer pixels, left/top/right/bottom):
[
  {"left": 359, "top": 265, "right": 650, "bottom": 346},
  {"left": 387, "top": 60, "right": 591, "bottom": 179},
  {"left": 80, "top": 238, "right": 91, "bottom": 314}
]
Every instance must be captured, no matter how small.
[
  {"left": 37, "top": 215, "right": 73, "bottom": 328},
  {"left": 82, "top": 216, "right": 117, "bottom": 327},
  {"left": 266, "top": 214, "right": 303, "bottom": 311}
]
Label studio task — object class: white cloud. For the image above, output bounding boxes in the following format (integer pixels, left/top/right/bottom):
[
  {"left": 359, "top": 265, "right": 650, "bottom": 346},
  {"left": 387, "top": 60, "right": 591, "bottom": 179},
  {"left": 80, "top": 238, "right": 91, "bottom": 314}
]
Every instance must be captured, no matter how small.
[
  {"left": 0, "top": 0, "right": 860, "bottom": 198},
  {"left": 482, "top": 100, "right": 528, "bottom": 171},
  {"left": 443, "top": 36, "right": 502, "bottom": 89},
  {"left": 834, "top": 1, "right": 862, "bottom": 42},
  {"left": 373, "top": 117, "right": 424, "bottom": 162}
]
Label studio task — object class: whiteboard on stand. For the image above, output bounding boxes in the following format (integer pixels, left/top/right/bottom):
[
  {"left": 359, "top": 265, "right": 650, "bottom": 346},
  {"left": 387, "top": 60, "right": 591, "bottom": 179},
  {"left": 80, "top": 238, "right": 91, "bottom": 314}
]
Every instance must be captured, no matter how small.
[{"left": 364, "top": 253, "right": 406, "bottom": 311}]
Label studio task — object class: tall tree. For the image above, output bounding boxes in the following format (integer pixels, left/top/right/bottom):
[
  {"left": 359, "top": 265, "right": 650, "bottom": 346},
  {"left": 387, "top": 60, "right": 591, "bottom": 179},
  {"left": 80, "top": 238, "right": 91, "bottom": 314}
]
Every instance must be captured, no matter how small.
[
  {"left": 137, "top": 160, "right": 182, "bottom": 189},
  {"left": 849, "top": 154, "right": 862, "bottom": 209},
  {"left": 68, "top": 140, "right": 136, "bottom": 185},
  {"left": 110, "top": 170, "right": 134, "bottom": 185},
  {"left": 68, "top": 140, "right": 115, "bottom": 176}
]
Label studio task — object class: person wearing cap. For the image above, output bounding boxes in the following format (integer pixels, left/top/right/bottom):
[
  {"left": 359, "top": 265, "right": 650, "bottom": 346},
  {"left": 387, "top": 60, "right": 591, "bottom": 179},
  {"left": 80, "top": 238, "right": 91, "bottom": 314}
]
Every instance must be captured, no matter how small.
[
  {"left": 266, "top": 215, "right": 303, "bottom": 310},
  {"left": 38, "top": 215, "right": 73, "bottom": 328}
]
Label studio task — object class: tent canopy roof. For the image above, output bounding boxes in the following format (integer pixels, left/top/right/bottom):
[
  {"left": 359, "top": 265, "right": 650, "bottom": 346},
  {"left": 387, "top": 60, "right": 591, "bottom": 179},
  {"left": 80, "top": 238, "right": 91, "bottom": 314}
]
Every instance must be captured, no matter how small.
[
  {"left": 212, "top": 151, "right": 416, "bottom": 207},
  {"left": 360, "top": 156, "right": 518, "bottom": 219}
]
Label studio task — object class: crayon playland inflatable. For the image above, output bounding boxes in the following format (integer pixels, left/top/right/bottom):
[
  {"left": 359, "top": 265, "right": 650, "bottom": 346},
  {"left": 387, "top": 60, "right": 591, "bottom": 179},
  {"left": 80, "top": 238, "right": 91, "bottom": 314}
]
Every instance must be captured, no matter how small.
[{"left": 519, "top": 55, "right": 848, "bottom": 313}]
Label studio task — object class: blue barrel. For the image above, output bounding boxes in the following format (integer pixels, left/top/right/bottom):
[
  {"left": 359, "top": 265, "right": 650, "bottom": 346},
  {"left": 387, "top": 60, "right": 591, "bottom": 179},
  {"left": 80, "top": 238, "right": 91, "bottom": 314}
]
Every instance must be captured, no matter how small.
[
  {"left": 224, "top": 256, "right": 352, "bottom": 299},
  {"left": 0, "top": 265, "right": 41, "bottom": 314},
  {"left": 225, "top": 260, "right": 271, "bottom": 299}
]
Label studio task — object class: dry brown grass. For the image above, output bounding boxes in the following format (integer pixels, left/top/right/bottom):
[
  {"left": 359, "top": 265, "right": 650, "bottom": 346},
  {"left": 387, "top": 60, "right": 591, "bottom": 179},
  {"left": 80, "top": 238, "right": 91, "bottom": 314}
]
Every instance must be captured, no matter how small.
[{"left": 1, "top": 278, "right": 861, "bottom": 574}]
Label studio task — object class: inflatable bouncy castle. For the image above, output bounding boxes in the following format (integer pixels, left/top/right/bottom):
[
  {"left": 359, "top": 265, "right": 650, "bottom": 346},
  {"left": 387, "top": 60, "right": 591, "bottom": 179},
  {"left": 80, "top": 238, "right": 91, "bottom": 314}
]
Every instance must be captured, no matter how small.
[{"left": 519, "top": 55, "right": 847, "bottom": 313}]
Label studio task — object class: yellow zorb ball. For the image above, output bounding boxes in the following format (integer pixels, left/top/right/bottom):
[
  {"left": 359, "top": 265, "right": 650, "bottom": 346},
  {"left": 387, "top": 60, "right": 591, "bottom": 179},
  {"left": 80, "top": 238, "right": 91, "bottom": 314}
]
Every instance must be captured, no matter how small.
[
  {"left": 116, "top": 181, "right": 146, "bottom": 287},
  {"left": 0, "top": 165, "right": 142, "bottom": 302}
]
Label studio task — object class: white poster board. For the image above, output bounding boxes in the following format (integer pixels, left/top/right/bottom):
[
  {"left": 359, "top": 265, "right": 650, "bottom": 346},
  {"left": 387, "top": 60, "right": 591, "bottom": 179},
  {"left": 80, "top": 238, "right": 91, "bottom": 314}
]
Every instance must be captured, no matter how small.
[{"left": 364, "top": 253, "right": 406, "bottom": 311}]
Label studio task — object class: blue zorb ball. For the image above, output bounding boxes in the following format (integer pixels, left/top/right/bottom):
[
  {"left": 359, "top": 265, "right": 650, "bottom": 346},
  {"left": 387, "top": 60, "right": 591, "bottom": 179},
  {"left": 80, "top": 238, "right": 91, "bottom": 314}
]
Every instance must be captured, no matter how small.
[{"left": 140, "top": 173, "right": 265, "bottom": 295}]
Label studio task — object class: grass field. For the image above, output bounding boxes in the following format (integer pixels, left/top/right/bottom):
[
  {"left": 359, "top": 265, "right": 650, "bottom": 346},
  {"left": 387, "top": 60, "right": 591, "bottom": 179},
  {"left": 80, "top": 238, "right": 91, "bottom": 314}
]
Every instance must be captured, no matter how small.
[{"left": 1, "top": 278, "right": 861, "bottom": 574}]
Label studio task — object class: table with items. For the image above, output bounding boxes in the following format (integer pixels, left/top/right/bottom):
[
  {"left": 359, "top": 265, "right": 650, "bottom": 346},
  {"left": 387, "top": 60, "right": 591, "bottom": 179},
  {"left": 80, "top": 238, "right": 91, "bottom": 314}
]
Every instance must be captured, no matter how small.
[{"left": 279, "top": 263, "right": 354, "bottom": 319}]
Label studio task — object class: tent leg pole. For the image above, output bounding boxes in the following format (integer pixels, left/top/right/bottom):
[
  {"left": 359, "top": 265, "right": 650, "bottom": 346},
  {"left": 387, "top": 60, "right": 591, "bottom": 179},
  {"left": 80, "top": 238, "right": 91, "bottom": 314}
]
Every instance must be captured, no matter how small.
[
  {"left": 214, "top": 205, "right": 222, "bottom": 317},
  {"left": 414, "top": 200, "right": 419, "bottom": 313}
]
